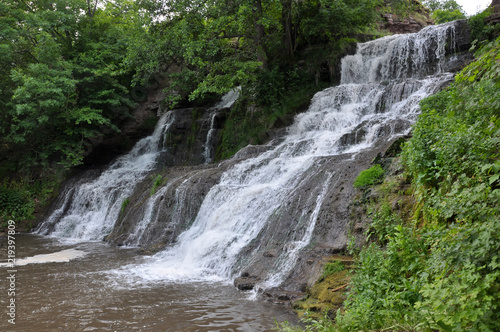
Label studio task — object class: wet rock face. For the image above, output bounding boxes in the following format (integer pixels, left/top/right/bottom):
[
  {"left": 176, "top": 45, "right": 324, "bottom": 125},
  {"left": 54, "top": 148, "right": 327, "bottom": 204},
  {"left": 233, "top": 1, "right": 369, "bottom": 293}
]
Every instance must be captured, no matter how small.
[
  {"left": 492, "top": 0, "right": 500, "bottom": 13},
  {"left": 453, "top": 20, "right": 472, "bottom": 52},
  {"left": 105, "top": 160, "right": 236, "bottom": 248},
  {"left": 160, "top": 108, "right": 228, "bottom": 166},
  {"left": 239, "top": 137, "right": 405, "bottom": 299},
  {"left": 442, "top": 20, "right": 474, "bottom": 73},
  {"left": 88, "top": 105, "right": 228, "bottom": 168}
]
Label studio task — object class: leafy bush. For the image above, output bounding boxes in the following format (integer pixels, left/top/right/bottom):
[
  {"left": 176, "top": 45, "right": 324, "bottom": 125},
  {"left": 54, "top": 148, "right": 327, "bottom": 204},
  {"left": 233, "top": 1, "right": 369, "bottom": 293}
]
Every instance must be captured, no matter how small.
[
  {"left": 432, "top": 9, "right": 466, "bottom": 23},
  {"left": 0, "top": 172, "right": 62, "bottom": 226},
  {"left": 367, "top": 202, "right": 402, "bottom": 243},
  {"left": 422, "top": 0, "right": 466, "bottom": 24},
  {"left": 399, "top": 36, "right": 500, "bottom": 331},
  {"left": 0, "top": 187, "right": 31, "bottom": 220},
  {"left": 468, "top": 8, "right": 497, "bottom": 42},
  {"left": 337, "top": 225, "right": 429, "bottom": 331},
  {"left": 353, "top": 164, "right": 384, "bottom": 188},
  {"left": 275, "top": 311, "right": 336, "bottom": 332},
  {"left": 387, "top": 0, "right": 426, "bottom": 17}
]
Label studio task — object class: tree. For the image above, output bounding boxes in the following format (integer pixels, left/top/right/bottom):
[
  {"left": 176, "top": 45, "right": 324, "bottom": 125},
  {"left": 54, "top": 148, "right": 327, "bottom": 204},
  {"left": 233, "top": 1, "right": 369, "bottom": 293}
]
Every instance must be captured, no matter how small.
[
  {"left": 130, "top": 0, "right": 382, "bottom": 105},
  {"left": 0, "top": 0, "right": 149, "bottom": 170},
  {"left": 422, "top": 0, "right": 467, "bottom": 23}
]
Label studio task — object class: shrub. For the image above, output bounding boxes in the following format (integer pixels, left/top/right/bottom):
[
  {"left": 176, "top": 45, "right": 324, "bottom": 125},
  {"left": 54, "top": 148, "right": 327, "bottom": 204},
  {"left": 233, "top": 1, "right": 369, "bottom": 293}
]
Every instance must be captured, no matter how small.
[
  {"left": 367, "top": 202, "right": 402, "bottom": 243},
  {"left": 353, "top": 164, "right": 384, "bottom": 188},
  {"left": 0, "top": 187, "right": 34, "bottom": 222},
  {"left": 468, "top": 8, "right": 497, "bottom": 43},
  {"left": 432, "top": 9, "right": 466, "bottom": 24}
]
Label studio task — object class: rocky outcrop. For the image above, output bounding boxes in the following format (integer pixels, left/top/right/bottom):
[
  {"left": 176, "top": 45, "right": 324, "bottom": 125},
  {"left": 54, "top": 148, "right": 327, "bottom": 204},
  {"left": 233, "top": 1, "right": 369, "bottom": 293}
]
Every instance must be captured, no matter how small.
[
  {"left": 234, "top": 273, "right": 261, "bottom": 291},
  {"left": 487, "top": 0, "right": 500, "bottom": 35},
  {"left": 492, "top": 0, "right": 500, "bottom": 13},
  {"left": 380, "top": 0, "right": 434, "bottom": 34},
  {"left": 159, "top": 107, "right": 228, "bottom": 166},
  {"left": 382, "top": 13, "right": 434, "bottom": 34},
  {"left": 106, "top": 160, "right": 233, "bottom": 248}
]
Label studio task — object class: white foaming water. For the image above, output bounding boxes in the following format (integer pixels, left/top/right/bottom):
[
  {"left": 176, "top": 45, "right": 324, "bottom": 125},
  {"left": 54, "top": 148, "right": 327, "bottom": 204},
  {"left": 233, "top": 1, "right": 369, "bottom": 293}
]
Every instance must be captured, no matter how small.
[
  {"left": 215, "top": 86, "right": 241, "bottom": 109},
  {"left": 203, "top": 87, "right": 241, "bottom": 163},
  {"left": 203, "top": 112, "right": 219, "bottom": 164},
  {"left": 110, "top": 23, "right": 458, "bottom": 286},
  {"left": 341, "top": 22, "right": 455, "bottom": 84},
  {"left": 0, "top": 249, "right": 86, "bottom": 267},
  {"left": 36, "top": 112, "right": 175, "bottom": 241}
]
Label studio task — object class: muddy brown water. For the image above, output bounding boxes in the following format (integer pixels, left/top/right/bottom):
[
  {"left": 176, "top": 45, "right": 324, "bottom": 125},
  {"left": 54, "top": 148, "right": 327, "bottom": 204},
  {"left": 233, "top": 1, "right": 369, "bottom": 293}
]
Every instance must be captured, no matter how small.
[{"left": 0, "top": 234, "right": 298, "bottom": 331}]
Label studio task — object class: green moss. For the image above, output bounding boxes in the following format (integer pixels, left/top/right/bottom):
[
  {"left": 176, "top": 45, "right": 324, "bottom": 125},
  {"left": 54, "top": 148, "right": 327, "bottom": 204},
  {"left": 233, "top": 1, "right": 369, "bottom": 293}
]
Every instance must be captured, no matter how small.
[
  {"left": 292, "top": 256, "right": 353, "bottom": 321},
  {"left": 353, "top": 164, "right": 385, "bottom": 188},
  {"left": 319, "top": 261, "right": 345, "bottom": 281},
  {"left": 217, "top": 78, "right": 327, "bottom": 160}
]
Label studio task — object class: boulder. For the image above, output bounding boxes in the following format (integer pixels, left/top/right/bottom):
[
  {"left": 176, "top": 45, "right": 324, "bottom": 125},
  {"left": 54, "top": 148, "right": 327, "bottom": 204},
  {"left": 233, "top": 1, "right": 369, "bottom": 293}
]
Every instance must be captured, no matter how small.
[{"left": 234, "top": 274, "right": 260, "bottom": 291}]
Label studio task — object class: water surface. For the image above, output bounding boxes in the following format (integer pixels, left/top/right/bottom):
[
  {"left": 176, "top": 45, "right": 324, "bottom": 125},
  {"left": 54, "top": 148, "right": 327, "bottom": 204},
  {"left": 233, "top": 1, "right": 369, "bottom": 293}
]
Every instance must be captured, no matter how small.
[{"left": 0, "top": 234, "right": 298, "bottom": 331}]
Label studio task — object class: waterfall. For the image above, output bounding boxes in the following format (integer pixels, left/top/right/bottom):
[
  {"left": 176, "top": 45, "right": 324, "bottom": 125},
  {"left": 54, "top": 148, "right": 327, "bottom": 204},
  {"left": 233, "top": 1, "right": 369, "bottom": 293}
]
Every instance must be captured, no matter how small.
[
  {"left": 203, "top": 112, "right": 218, "bottom": 164},
  {"left": 36, "top": 112, "right": 175, "bottom": 240},
  {"left": 37, "top": 21, "right": 465, "bottom": 291},
  {"left": 341, "top": 23, "right": 455, "bottom": 84},
  {"left": 111, "top": 22, "right": 459, "bottom": 286},
  {"left": 203, "top": 87, "right": 241, "bottom": 163}
]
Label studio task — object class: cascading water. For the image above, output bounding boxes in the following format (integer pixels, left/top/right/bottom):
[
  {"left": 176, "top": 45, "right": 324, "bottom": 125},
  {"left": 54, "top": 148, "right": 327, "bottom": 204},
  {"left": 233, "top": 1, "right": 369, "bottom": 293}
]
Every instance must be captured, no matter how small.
[
  {"left": 36, "top": 112, "right": 175, "bottom": 240},
  {"left": 203, "top": 113, "right": 219, "bottom": 164},
  {"left": 108, "top": 22, "right": 460, "bottom": 288},
  {"left": 203, "top": 87, "right": 241, "bottom": 163}
]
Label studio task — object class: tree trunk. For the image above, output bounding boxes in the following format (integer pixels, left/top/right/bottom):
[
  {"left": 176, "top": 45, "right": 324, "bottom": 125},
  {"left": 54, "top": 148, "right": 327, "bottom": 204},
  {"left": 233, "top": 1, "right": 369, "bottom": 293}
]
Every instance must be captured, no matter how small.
[
  {"left": 253, "top": 0, "right": 268, "bottom": 68},
  {"left": 281, "top": 0, "right": 295, "bottom": 60}
]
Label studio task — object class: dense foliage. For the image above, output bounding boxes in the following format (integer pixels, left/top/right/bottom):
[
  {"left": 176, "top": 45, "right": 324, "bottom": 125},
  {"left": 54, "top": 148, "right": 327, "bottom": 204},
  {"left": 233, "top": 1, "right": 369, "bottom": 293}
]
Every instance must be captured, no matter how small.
[
  {"left": 0, "top": 0, "right": 385, "bottom": 170},
  {"left": 0, "top": 0, "right": 150, "bottom": 170},
  {"left": 130, "top": 0, "right": 383, "bottom": 108},
  {"left": 0, "top": 0, "right": 153, "bottom": 225}
]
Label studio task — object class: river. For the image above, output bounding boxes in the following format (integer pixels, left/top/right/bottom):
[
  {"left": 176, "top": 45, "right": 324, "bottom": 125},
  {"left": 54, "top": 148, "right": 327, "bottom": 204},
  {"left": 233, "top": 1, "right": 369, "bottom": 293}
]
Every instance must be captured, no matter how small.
[{"left": 0, "top": 234, "right": 298, "bottom": 331}]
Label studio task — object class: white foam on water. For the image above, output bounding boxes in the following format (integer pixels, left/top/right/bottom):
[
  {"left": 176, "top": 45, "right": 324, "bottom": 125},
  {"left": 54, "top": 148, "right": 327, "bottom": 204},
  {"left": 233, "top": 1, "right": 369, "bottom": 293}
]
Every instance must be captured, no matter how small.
[{"left": 0, "top": 249, "right": 86, "bottom": 267}]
